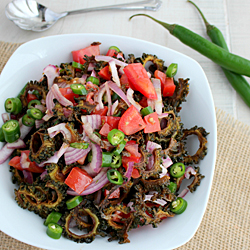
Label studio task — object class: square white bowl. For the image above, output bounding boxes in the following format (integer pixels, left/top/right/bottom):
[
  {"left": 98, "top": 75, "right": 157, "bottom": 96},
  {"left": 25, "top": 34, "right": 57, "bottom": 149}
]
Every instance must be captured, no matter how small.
[{"left": 0, "top": 34, "right": 217, "bottom": 250}]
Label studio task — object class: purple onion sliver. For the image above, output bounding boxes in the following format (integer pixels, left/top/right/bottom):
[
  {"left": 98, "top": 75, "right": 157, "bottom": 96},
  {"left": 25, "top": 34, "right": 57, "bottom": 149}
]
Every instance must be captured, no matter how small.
[
  {"left": 40, "top": 170, "right": 48, "bottom": 180},
  {"left": 90, "top": 143, "right": 102, "bottom": 173},
  {"left": 2, "top": 113, "right": 10, "bottom": 123},
  {"left": 43, "top": 64, "right": 60, "bottom": 89},
  {"left": 23, "top": 170, "right": 33, "bottom": 184},
  {"left": 6, "top": 139, "right": 26, "bottom": 149},
  {"left": 124, "top": 161, "right": 134, "bottom": 181},
  {"left": 185, "top": 166, "right": 196, "bottom": 179},
  {"left": 162, "top": 156, "right": 173, "bottom": 169},
  {"left": 178, "top": 188, "right": 189, "bottom": 198}
]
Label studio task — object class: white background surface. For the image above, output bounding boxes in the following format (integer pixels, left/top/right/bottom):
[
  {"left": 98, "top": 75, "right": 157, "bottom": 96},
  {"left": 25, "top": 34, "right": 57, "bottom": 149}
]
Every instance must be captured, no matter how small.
[{"left": 1, "top": 0, "right": 250, "bottom": 125}]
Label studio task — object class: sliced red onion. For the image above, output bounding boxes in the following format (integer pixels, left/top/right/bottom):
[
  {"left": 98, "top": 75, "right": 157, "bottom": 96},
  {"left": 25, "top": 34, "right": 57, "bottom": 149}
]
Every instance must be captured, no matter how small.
[
  {"left": 158, "top": 113, "right": 169, "bottom": 119},
  {"left": 127, "top": 201, "right": 135, "bottom": 212},
  {"left": 93, "top": 189, "right": 102, "bottom": 205},
  {"left": 35, "top": 119, "right": 45, "bottom": 129},
  {"left": 111, "top": 100, "right": 119, "bottom": 116},
  {"left": 81, "top": 115, "right": 102, "bottom": 131},
  {"left": 87, "top": 62, "right": 95, "bottom": 71},
  {"left": 95, "top": 55, "right": 128, "bottom": 67},
  {"left": 43, "top": 64, "right": 60, "bottom": 89},
  {"left": 23, "top": 170, "right": 33, "bottom": 184},
  {"left": 47, "top": 123, "right": 72, "bottom": 141},
  {"left": 51, "top": 84, "right": 73, "bottom": 107},
  {"left": 90, "top": 69, "right": 97, "bottom": 77},
  {"left": 39, "top": 142, "right": 69, "bottom": 167},
  {"left": 45, "top": 88, "right": 55, "bottom": 112},
  {"left": 81, "top": 74, "right": 88, "bottom": 81},
  {"left": 105, "top": 82, "right": 112, "bottom": 115},
  {"left": 185, "top": 166, "right": 196, "bottom": 179},
  {"left": 159, "top": 164, "right": 168, "bottom": 178},
  {"left": 146, "top": 141, "right": 162, "bottom": 170},
  {"left": 64, "top": 146, "right": 91, "bottom": 165},
  {"left": 0, "top": 124, "right": 32, "bottom": 164},
  {"left": 20, "top": 151, "right": 30, "bottom": 169},
  {"left": 6, "top": 139, "right": 26, "bottom": 149},
  {"left": 178, "top": 188, "right": 189, "bottom": 198},
  {"left": 124, "top": 161, "right": 134, "bottom": 182},
  {"left": 83, "top": 122, "right": 101, "bottom": 145},
  {"left": 118, "top": 66, "right": 125, "bottom": 75},
  {"left": 40, "top": 170, "right": 48, "bottom": 180},
  {"left": 162, "top": 156, "right": 173, "bottom": 169},
  {"left": 89, "top": 143, "right": 102, "bottom": 173},
  {"left": 2, "top": 113, "right": 10, "bottom": 123},
  {"left": 108, "top": 81, "right": 131, "bottom": 107},
  {"left": 67, "top": 168, "right": 109, "bottom": 196},
  {"left": 126, "top": 88, "right": 142, "bottom": 112},
  {"left": 94, "top": 84, "right": 106, "bottom": 110},
  {"left": 56, "top": 82, "right": 68, "bottom": 88},
  {"left": 42, "top": 110, "right": 54, "bottom": 121},
  {"left": 34, "top": 104, "right": 47, "bottom": 113},
  {"left": 152, "top": 78, "right": 162, "bottom": 115},
  {"left": 144, "top": 195, "right": 167, "bottom": 206},
  {"left": 63, "top": 108, "right": 73, "bottom": 118},
  {"left": 83, "top": 163, "right": 98, "bottom": 177},
  {"left": 109, "top": 60, "right": 120, "bottom": 87},
  {"left": 117, "top": 53, "right": 125, "bottom": 61},
  {"left": 147, "top": 98, "right": 155, "bottom": 111}
]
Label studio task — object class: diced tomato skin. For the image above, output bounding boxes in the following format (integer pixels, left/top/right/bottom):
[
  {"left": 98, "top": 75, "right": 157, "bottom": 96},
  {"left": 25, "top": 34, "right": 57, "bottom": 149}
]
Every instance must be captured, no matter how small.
[
  {"left": 154, "top": 70, "right": 166, "bottom": 89},
  {"left": 9, "top": 156, "right": 22, "bottom": 171},
  {"left": 98, "top": 65, "right": 111, "bottom": 80},
  {"left": 59, "top": 87, "right": 79, "bottom": 105},
  {"left": 123, "top": 63, "right": 157, "bottom": 99},
  {"left": 92, "top": 106, "right": 108, "bottom": 116},
  {"left": 123, "top": 161, "right": 141, "bottom": 178},
  {"left": 77, "top": 154, "right": 87, "bottom": 165},
  {"left": 101, "top": 116, "right": 120, "bottom": 130},
  {"left": 120, "top": 74, "right": 130, "bottom": 89},
  {"left": 162, "top": 77, "right": 176, "bottom": 97},
  {"left": 118, "top": 105, "right": 146, "bottom": 135},
  {"left": 122, "top": 155, "right": 141, "bottom": 164},
  {"left": 65, "top": 167, "right": 93, "bottom": 194},
  {"left": 99, "top": 123, "right": 112, "bottom": 137},
  {"left": 144, "top": 112, "right": 161, "bottom": 133},
  {"left": 27, "top": 94, "right": 38, "bottom": 104},
  {"left": 125, "top": 141, "right": 141, "bottom": 158},
  {"left": 72, "top": 45, "right": 100, "bottom": 65},
  {"left": 104, "top": 188, "right": 120, "bottom": 199},
  {"left": 106, "top": 49, "right": 118, "bottom": 57}
]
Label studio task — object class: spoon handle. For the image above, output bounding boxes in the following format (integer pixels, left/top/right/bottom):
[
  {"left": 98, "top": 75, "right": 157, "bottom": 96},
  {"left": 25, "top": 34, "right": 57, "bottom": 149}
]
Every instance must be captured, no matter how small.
[{"left": 65, "top": 0, "right": 162, "bottom": 16}]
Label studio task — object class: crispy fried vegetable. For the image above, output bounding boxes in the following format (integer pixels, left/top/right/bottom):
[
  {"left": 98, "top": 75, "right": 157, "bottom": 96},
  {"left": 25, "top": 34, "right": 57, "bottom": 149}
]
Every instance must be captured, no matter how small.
[{"left": 187, "top": 166, "right": 205, "bottom": 192}]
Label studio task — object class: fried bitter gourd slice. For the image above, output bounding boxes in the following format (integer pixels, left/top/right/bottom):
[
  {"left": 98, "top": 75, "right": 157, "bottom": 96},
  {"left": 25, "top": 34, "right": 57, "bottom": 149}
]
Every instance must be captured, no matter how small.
[
  {"left": 15, "top": 180, "right": 67, "bottom": 218},
  {"left": 29, "top": 129, "right": 56, "bottom": 164}
]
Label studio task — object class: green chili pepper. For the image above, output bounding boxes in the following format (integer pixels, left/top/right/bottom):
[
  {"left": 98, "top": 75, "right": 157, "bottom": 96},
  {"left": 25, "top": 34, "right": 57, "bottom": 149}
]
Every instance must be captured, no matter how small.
[
  {"left": 46, "top": 223, "right": 63, "bottom": 239},
  {"left": 70, "top": 142, "right": 89, "bottom": 149},
  {"left": 2, "top": 120, "right": 20, "bottom": 143},
  {"left": 129, "top": 14, "right": 250, "bottom": 77},
  {"left": 111, "top": 154, "right": 122, "bottom": 168},
  {"left": 111, "top": 92, "right": 121, "bottom": 102},
  {"left": 167, "top": 182, "right": 177, "bottom": 193},
  {"left": 4, "top": 97, "right": 22, "bottom": 115},
  {"left": 107, "top": 169, "right": 123, "bottom": 185},
  {"left": 169, "top": 162, "right": 185, "bottom": 178},
  {"left": 107, "top": 129, "right": 125, "bottom": 146},
  {"left": 166, "top": 63, "right": 178, "bottom": 77},
  {"left": 87, "top": 151, "right": 92, "bottom": 162},
  {"left": 109, "top": 46, "right": 120, "bottom": 52},
  {"left": 66, "top": 196, "right": 83, "bottom": 210},
  {"left": 70, "top": 84, "right": 87, "bottom": 95},
  {"left": 170, "top": 197, "right": 188, "bottom": 214},
  {"left": 27, "top": 108, "right": 44, "bottom": 120},
  {"left": 141, "top": 106, "right": 153, "bottom": 116},
  {"left": 86, "top": 76, "right": 100, "bottom": 86},
  {"left": 44, "top": 211, "right": 62, "bottom": 226},
  {"left": 188, "top": 0, "right": 250, "bottom": 108},
  {"left": 28, "top": 100, "right": 41, "bottom": 109},
  {"left": 22, "top": 114, "right": 35, "bottom": 127},
  {"left": 72, "top": 61, "right": 84, "bottom": 70},
  {"left": 0, "top": 127, "right": 6, "bottom": 142},
  {"left": 102, "top": 152, "right": 113, "bottom": 167},
  {"left": 93, "top": 131, "right": 101, "bottom": 138},
  {"left": 113, "top": 140, "right": 126, "bottom": 156}
]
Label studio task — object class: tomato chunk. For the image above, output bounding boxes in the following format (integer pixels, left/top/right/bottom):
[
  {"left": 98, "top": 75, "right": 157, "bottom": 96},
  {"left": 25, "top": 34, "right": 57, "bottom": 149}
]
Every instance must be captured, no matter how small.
[
  {"left": 124, "top": 63, "right": 157, "bottom": 99},
  {"left": 72, "top": 44, "right": 100, "bottom": 65},
  {"left": 9, "top": 156, "right": 22, "bottom": 171},
  {"left": 101, "top": 116, "right": 120, "bottom": 130},
  {"left": 59, "top": 87, "right": 79, "bottom": 105},
  {"left": 125, "top": 140, "right": 141, "bottom": 158},
  {"left": 123, "top": 161, "right": 141, "bottom": 178},
  {"left": 65, "top": 167, "right": 93, "bottom": 194},
  {"left": 104, "top": 188, "right": 120, "bottom": 199},
  {"left": 118, "top": 105, "right": 146, "bottom": 135},
  {"left": 92, "top": 106, "right": 108, "bottom": 116},
  {"left": 144, "top": 112, "right": 161, "bottom": 133},
  {"left": 106, "top": 49, "right": 118, "bottom": 57},
  {"left": 27, "top": 94, "right": 38, "bottom": 104},
  {"left": 99, "top": 122, "right": 112, "bottom": 137},
  {"left": 120, "top": 73, "right": 130, "bottom": 89},
  {"left": 98, "top": 65, "right": 111, "bottom": 80}
]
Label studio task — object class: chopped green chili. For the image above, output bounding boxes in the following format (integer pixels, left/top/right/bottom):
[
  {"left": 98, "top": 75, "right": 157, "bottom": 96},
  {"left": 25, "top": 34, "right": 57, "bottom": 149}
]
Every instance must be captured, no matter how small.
[
  {"left": 70, "top": 84, "right": 87, "bottom": 95},
  {"left": 107, "top": 129, "right": 125, "bottom": 146},
  {"left": 28, "top": 100, "right": 41, "bottom": 109},
  {"left": 66, "top": 196, "right": 83, "bottom": 210},
  {"left": 72, "top": 61, "right": 84, "bottom": 70},
  {"left": 113, "top": 140, "right": 126, "bottom": 156},
  {"left": 2, "top": 119, "right": 20, "bottom": 143},
  {"left": 70, "top": 142, "right": 89, "bottom": 149},
  {"left": 107, "top": 169, "right": 123, "bottom": 185},
  {"left": 109, "top": 46, "right": 120, "bottom": 52},
  {"left": 170, "top": 197, "right": 188, "bottom": 214},
  {"left": 46, "top": 223, "right": 63, "bottom": 239},
  {"left": 102, "top": 152, "right": 113, "bottom": 167},
  {"left": 141, "top": 106, "right": 153, "bottom": 116},
  {"left": 44, "top": 211, "right": 62, "bottom": 226},
  {"left": 4, "top": 97, "right": 22, "bottom": 115},
  {"left": 166, "top": 63, "right": 178, "bottom": 77},
  {"left": 86, "top": 76, "right": 100, "bottom": 86},
  {"left": 0, "top": 127, "right": 6, "bottom": 142},
  {"left": 169, "top": 162, "right": 185, "bottom": 178},
  {"left": 22, "top": 114, "right": 35, "bottom": 127},
  {"left": 27, "top": 108, "right": 44, "bottom": 120},
  {"left": 167, "top": 182, "right": 177, "bottom": 193},
  {"left": 111, "top": 154, "right": 122, "bottom": 168}
]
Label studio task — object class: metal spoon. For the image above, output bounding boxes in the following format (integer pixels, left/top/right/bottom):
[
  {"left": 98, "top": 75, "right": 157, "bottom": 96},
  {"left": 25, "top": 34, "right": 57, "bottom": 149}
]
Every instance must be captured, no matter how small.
[{"left": 5, "top": 0, "right": 162, "bottom": 32}]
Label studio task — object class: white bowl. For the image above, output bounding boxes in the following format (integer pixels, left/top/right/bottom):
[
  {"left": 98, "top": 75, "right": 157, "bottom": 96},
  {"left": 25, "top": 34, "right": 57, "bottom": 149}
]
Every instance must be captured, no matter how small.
[{"left": 0, "top": 34, "right": 217, "bottom": 250}]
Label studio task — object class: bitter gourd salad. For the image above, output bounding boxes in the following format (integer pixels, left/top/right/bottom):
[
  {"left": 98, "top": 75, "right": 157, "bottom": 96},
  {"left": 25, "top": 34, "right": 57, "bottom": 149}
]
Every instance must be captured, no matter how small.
[{"left": 0, "top": 42, "right": 208, "bottom": 244}]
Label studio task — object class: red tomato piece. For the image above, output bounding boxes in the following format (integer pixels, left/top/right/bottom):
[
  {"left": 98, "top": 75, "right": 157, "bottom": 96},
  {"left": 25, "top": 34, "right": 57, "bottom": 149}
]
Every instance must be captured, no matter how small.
[
  {"left": 118, "top": 105, "right": 146, "bottom": 135},
  {"left": 72, "top": 44, "right": 100, "bottom": 65},
  {"left": 162, "top": 77, "right": 176, "bottom": 97},
  {"left": 65, "top": 167, "right": 93, "bottom": 194},
  {"left": 59, "top": 87, "right": 79, "bottom": 105},
  {"left": 101, "top": 116, "right": 120, "bottom": 130},
  {"left": 122, "top": 155, "right": 141, "bottom": 164},
  {"left": 125, "top": 141, "right": 141, "bottom": 158},
  {"left": 123, "top": 161, "right": 141, "bottom": 178},
  {"left": 144, "top": 112, "right": 161, "bottom": 133},
  {"left": 120, "top": 73, "right": 130, "bottom": 89},
  {"left": 123, "top": 63, "right": 157, "bottom": 99},
  {"left": 106, "top": 49, "right": 118, "bottom": 57},
  {"left": 27, "top": 93, "right": 38, "bottom": 104},
  {"left": 77, "top": 154, "right": 87, "bottom": 165},
  {"left": 104, "top": 188, "right": 120, "bottom": 199},
  {"left": 98, "top": 65, "right": 111, "bottom": 80},
  {"left": 99, "top": 122, "right": 112, "bottom": 137},
  {"left": 154, "top": 70, "right": 166, "bottom": 89},
  {"left": 9, "top": 156, "right": 22, "bottom": 171},
  {"left": 92, "top": 106, "right": 108, "bottom": 116}
]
